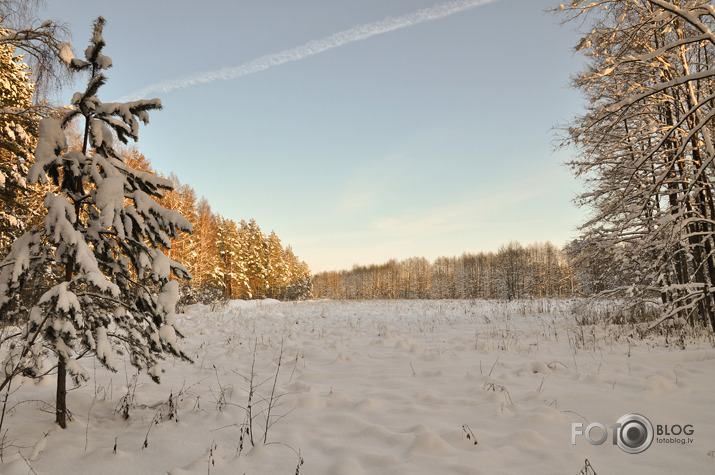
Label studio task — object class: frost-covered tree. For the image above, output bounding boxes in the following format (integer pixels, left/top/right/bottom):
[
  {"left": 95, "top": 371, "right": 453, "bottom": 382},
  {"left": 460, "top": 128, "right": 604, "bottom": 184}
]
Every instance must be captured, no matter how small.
[
  {"left": 189, "top": 197, "right": 222, "bottom": 299},
  {"left": 241, "top": 218, "right": 269, "bottom": 299},
  {"left": 0, "top": 17, "right": 192, "bottom": 428},
  {"left": 265, "top": 231, "right": 287, "bottom": 299},
  {"left": 215, "top": 215, "right": 250, "bottom": 299},
  {"left": 557, "top": 0, "right": 715, "bottom": 329},
  {"left": 283, "top": 246, "right": 312, "bottom": 301},
  {"left": 495, "top": 242, "right": 526, "bottom": 301},
  {"left": 0, "top": 24, "right": 37, "bottom": 255},
  {"left": 311, "top": 243, "right": 575, "bottom": 301},
  {"left": 0, "top": 0, "right": 72, "bottom": 96},
  {"left": 1, "top": 1, "right": 74, "bottom": 258}
]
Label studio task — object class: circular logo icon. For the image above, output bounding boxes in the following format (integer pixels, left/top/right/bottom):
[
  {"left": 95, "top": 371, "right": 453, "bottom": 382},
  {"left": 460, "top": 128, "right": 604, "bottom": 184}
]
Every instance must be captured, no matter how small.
[{"left": 616, "top": 413, "right": 653, "bottom": 454}]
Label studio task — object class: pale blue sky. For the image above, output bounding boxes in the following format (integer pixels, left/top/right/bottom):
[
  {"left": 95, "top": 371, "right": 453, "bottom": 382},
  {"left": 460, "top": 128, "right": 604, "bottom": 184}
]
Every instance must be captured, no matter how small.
[{"left": 42, "top": 0, "right": 585, "bottom": 272}]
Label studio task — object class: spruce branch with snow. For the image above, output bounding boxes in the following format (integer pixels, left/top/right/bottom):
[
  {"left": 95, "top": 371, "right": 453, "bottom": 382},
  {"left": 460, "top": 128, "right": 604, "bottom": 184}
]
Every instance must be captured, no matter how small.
[{"left": 0, "top": 16, "right": 193, "bottom": 428}]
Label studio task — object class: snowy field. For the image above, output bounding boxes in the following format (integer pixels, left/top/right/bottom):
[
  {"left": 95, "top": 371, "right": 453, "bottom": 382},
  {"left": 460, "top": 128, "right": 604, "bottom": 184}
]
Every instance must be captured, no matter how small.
[{"left": 0, "top": 299, "right": 713, "bottom": 474}]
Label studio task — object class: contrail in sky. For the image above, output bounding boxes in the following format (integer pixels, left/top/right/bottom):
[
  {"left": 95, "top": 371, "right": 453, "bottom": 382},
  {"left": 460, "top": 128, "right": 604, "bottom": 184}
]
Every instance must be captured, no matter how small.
[{"left": 121, "top": 0, "right": 497, "bottom": 100}]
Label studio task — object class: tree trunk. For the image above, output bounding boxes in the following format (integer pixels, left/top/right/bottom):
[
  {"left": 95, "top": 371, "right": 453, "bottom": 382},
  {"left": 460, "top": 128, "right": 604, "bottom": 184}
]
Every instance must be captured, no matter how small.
[
  {"left": 56, "top": 356, "right": 67, "bottom": 428},
  {"left": 56, "top": 251, "right": 75, "bottom": 428},
  {"left": 54, "top": 66, "right": 93, "bottom": 429}
]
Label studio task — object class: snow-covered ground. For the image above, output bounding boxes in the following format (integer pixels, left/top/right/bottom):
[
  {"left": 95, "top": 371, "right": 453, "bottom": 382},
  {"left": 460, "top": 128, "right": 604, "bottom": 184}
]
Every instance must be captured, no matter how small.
[{"left": 0, "top": 299, "right": 713, "bottom": 474}]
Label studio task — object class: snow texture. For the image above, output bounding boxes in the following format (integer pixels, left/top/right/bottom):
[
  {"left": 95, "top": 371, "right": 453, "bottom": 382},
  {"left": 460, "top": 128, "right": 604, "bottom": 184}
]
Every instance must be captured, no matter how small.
[
  {"left": 0, "top": 299, "right": 711, "bottom": 475},
  {"left": 150, "top": 250, "right": 171, "bottom": 282},
  {"left": 95, "top": 175, "right": 124, "bottom": 229},
  {"left": 156, "top": 280, "right": 179, "bottom": 317},
  {"left": 95, "top": 327, "right": 117, "bottom": 371},
  {"left": 28, "top": 118, "right": 67, "bottom": 185},
  {"left": 58, "top": 42, "right": 74, "bottom": 64}
]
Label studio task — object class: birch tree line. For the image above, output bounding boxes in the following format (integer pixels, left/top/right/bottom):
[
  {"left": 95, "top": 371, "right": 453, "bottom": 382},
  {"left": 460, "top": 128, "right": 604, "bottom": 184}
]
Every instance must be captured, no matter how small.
[
  {"left": 312, "top": 241, "right": 575, "bottom": 300},
  {"left": 558, "top": 0, "right": 715, "bottom": 329}
]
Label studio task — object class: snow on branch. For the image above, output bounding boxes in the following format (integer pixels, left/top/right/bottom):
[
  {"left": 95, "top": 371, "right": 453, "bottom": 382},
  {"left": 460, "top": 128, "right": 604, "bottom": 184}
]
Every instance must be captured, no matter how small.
[
  {"left": 95, "top": 99, "right": 162, "bottom": 143},
  {"left": 27, "top": 117, "right": 67, "bottom": 185},
  {"left": 646, "top": 0, "right": 715, "bottom": 46}
]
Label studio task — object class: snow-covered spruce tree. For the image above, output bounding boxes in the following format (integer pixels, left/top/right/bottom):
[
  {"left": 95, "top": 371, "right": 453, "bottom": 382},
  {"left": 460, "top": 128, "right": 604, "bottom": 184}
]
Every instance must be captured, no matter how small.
[
  {"left": 284, "top": 251, "right": 312, "bottom": 301},
  {"left": 0, "top": 17, "right": 192, "bottom": 428},
  {"left": 215, "top": 215, "right": 250, "bottom": 299},
  {"left": 241, "top": 218, "right": 269, "bottom": 299}
]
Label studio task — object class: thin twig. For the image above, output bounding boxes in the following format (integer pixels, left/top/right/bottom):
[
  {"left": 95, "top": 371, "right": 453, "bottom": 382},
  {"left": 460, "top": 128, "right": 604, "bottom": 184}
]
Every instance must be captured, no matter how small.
[{"left": 263, "top": 339, "right": 284, "bottom": 444}]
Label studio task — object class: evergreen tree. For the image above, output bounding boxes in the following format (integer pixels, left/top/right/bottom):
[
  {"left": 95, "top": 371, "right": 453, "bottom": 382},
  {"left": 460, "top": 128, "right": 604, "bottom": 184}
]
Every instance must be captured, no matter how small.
[
  {"left": 215, "top": 216, "right": 249, "bottom": 299},
  {"left": 0, "top": 23, "right": 37, "bottom": 256},
  {"left": 159, "top": 173, "right": 199, "bottom": 304},
  {"left": 284, "top": 249, "right": 312, "bottom": 301},
  {"left": 266, "top": 230, "right": 288, "bottom": 299},
  {"left": 191, "top": 197, "right": 222, "bottom": 298},
  {"left": 0, "top": 17, "right": 192, "bottom": 428},
  {"left": 241, "top": 218, "right": 269, "bottom": 299}
]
